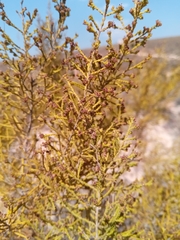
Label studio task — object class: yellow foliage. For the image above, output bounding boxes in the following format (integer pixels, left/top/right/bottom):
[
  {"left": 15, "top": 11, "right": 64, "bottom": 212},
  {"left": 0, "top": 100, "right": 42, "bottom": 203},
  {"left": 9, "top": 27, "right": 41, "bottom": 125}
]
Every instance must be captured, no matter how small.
[{"left": 0, "top": 0, "right": 163, "bottom": 239}]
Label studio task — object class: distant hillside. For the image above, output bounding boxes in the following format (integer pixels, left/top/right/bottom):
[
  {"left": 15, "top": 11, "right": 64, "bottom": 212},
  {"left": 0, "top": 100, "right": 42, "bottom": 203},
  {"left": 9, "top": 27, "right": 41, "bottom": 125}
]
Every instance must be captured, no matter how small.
[
  {"left": 82, "top": 36, "right": 180, "bottom": 63},
  {"left": 145, "top": 36, "right": 180, "bottom": 55}
]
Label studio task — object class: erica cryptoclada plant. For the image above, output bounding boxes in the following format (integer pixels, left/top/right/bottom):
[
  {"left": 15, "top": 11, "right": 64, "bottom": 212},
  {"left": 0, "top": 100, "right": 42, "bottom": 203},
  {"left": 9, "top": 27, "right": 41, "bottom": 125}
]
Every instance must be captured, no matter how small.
[{"left": 0, "top": 0, "right": 161, "bottom": 239}]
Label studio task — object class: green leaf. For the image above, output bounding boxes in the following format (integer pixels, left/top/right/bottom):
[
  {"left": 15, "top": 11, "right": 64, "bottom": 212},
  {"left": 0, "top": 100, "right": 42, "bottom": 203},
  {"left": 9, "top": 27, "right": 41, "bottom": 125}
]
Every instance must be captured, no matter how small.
[{"left": 121, "top": 227, "right": 135, "bottom": 237}]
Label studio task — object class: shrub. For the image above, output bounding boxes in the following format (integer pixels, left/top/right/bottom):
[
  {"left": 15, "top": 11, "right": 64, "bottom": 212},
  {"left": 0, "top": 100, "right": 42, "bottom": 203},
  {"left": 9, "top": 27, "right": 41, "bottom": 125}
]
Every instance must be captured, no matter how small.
[
  {"left": 0, "top": 0, "right": 161, "bottom": 239},
  {"left": 126, "top": 55, "right": 180, "bottom": 136},
  {"left": 135, "top": 158, "right": 180, "bottom": 239}
]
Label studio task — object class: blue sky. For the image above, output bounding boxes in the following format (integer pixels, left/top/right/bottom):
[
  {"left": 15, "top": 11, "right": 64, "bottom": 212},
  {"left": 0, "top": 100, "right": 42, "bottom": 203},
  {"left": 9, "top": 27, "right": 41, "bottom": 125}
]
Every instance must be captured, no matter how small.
[{"left": 1, "top": 0, "right": 180, "bottom": 50}]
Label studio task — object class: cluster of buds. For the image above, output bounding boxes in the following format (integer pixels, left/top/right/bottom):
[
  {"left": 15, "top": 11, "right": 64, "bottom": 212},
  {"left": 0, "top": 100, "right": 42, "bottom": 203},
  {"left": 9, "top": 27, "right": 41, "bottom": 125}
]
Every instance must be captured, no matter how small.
[
  {"left": 156, "top": 20, "right": 162, "bottom": 27},
  {"left": 103, "top": 86, "right": 116, "bottom": 95},
  {"left": 0, "top": 3, "right": 5, "bottom": 21},
  {"left": 54, "top": 1, "right": 70, "bottom": 19},
  {"left": 108, "top": 21, "right": 117, "bottom": 29}
]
